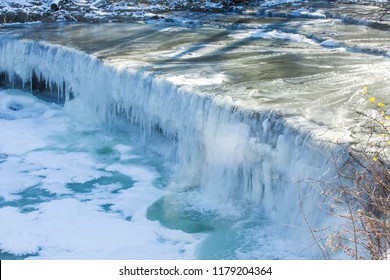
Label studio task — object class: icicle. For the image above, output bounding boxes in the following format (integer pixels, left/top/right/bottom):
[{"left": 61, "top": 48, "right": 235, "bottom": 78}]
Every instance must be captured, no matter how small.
[{"left": 0, "top": 37, "right": 339, "bottom": 249}]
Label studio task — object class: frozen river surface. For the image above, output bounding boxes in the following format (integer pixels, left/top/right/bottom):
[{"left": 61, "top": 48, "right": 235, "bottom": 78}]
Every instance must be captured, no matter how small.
[{"left": 0, "top": 16, "right": 389, "bottom": 259}]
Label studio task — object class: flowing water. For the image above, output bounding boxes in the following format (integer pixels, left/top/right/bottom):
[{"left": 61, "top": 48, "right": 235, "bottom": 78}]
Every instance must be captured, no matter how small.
[{"left": 0, "top": 15, "right": 390, "bottom": 259}]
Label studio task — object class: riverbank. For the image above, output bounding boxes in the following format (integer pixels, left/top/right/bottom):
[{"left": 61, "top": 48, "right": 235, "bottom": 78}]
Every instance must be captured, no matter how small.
[{"left": 1, "top": 1, "right": 389, "bottom": 30}]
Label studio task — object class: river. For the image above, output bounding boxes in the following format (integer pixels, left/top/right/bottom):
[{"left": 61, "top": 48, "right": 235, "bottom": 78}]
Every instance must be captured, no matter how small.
[{"left": 0, "top": 15, "right": 389, "bottom": 259}]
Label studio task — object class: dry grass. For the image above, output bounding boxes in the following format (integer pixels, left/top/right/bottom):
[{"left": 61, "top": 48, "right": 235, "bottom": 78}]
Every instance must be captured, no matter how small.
[
  {"left": 323, "top": 87, "right": 390, "bottom": 259},
  {"left": 326, "top": 149, "right": 390, "bottom": 259}
]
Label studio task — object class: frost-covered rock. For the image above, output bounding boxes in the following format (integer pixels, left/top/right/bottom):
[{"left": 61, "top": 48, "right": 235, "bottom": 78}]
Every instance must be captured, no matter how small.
[
  {"left": 0, "top": 0, "right": 389, "bottom": 26},
  {"left": 0, "top": 0, "right": 254, "bottom": 23}
]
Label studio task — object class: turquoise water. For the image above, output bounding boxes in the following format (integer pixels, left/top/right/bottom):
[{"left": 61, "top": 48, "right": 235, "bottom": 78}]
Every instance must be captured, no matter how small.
[{"left": 0, "top": 88, "right": 191, "bottom": 259}]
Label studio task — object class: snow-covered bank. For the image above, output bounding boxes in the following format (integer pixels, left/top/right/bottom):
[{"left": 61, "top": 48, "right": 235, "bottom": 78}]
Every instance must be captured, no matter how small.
[
  {"left": 1, "top": 1, "right": 389, "bottom": 29},
  {"left": 0, "top": 0, "right": 251, "bottom": 23}
]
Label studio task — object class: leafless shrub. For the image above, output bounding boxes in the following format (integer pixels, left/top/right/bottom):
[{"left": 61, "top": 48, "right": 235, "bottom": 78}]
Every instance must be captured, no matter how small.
[{"left": 322, "top": 86, "right": 390, "bottom": 259}]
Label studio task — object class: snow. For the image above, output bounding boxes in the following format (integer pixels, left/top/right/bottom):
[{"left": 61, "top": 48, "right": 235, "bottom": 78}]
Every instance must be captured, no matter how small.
[
  {"left": 261, "top": 0, "right": 304, "bottom": 8},
  {"left": 0, "top": 0, "right": 389, "bottom": 26},
  {"left": 201, "top": 0, "right": 224, "bottom": 9},
  {"left": 291, "top": 7, "right": 326, "bottom": 19},
  {"left": 0, "top": 199, "right": 197, "bottom": 259}
]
